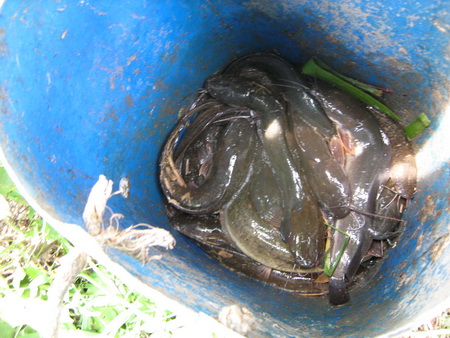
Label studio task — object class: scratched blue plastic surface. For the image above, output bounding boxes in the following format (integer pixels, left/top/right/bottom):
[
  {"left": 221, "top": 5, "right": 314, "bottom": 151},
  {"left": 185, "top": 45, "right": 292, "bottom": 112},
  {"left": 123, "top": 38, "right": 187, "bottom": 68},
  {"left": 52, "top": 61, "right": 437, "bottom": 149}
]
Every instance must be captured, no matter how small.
[{"left": 0, "top": 1, "right": 449, "bottom": 336}]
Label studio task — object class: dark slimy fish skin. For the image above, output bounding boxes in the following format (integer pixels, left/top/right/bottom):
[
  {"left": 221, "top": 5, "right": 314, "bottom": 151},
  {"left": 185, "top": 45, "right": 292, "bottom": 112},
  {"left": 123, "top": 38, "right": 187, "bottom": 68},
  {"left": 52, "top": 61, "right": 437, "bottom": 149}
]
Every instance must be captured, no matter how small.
[
  {"left": 166, "top": 206, "right": 328, "bottom": 294},
  {"left": 369, "top": 182, "right": 408, "bottom": 240},
  {"left": 249, "top": 153, "right": 326, "bottom": 269},
  {"left": 173, "top": 103, "right": 253, "bottom": 163},
  {"left": 159, "top": 54, "right": 414, "bottom": 305},
  {"left": 312, "top": 82, "right": 392, "bottom": 306},
  {"left": 160, "top": 114, "right": 256, "bottom": 214},
  {"left": 206, "top": 74, "right": 326, "bottom": 268},
  {"left": 216, "top": 135, "right": 301, "bottom": 270},
  {"left": 178, "top": 125, "right": 223, "bottom": 187},
  {"left": 224, "top": 53, "right": 335, "bottom": 138},
  {"left": 220, "top": 181, "right": 300, "bottom": 272},
  {"left": 205, "top": 74, "right": 286, "bottom": 117},
  {"left": 223, "top": 53, "right": 352, "bottom": 220},
  {"left": 287, "top": 191, "right": 326, "bottom": 268},
  {"left": 221, "top": 175, "right": 324, "bottom": 272},
  {"left": 205, "top": 74, "right": 304, "bottom": 250},
  {"left": 370, "top": 109, "right": 417, "bottom": 201},
  {"left": 288, "top": 114, "right": 351, "bottom": 220},
  {"left": 369, "top": 109, "right": 417, "bottom": 240},
  {"left": 249, "top": 161, "right": 283, "bottom": 228}
]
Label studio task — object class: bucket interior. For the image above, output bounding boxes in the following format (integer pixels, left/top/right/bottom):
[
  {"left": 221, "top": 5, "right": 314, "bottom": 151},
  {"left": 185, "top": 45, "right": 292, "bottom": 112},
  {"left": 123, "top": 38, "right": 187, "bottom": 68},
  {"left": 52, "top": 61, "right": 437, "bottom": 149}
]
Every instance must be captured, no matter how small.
[{"left": 1, "top": 1, "right": 449, "bottom": 335}]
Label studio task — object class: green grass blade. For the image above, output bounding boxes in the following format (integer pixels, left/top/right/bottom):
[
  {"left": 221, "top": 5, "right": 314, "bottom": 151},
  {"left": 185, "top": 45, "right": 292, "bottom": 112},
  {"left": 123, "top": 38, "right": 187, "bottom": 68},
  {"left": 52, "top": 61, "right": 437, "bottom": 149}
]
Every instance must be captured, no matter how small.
[
  {"left": 302, "top": 57, "right": 402, "bottom": 121},
  {"left": 324, "top": 222, "right": 350, "bottom": 277},
  {"left": 311, "top": 57, "right": 387, "bottom": 97},
  {"left": 404, "top": 113, "right": 431, "bottom": 139},
  {"left": 0, "top": 166, "right": 29, "bottom": 205}
]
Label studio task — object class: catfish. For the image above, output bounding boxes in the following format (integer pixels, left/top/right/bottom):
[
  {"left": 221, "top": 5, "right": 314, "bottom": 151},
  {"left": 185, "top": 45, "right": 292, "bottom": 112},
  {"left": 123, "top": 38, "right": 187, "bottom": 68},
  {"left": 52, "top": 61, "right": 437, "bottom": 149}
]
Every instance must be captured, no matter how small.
[
  {"left": 222, "top": 53, "right": 352, "bottom": 220},
  {"left": 369, "top": 109, "right": 417, "bottom": 240},
  {"left": 205, "top": 74, "right": 304, "bottom": 247},
  {"left": 311, "top": 82, "right": 392, "bottom": 305},
  {"left": 160, "top": 111, "right": 256, "bottom": 214},
  {"left": 166, "top": 206, "right": 327, "bottom": 294}
]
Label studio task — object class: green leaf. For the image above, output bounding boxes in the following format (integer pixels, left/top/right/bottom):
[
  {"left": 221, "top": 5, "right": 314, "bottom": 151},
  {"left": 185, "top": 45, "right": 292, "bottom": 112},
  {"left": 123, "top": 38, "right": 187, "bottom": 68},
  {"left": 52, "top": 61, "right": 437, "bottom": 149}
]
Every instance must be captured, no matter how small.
[
  {"left": 24, "top": 264, "right": 47, "bottom": 280},
  {"left": 27, "top": 208, "right": 36, "bottom": 219},
  {"left": 0, "top": 319, "right": 15, "bottom": 338},
  {"left": 80, "top": 314, "right": 94, "bottom": 332},
  {"left": 98, "top": 306, "right": 120, "bottom": 322},
  {"left": 44, "top": 223, "right": 68, "bottom": 243},
  {"left": 0, "top": 167, "right": 28, "bottom": 205},
  {"left": 324, "top": 222, "right": 350, "bottom": 277},
  {"left": 0, "top": 166, "right": 16, "bottom": 196},
  {"left": 60, "top": 323, "right": 99, "bottom": 336},
  {"left": 29, "top": 218, "right": 43, "bottom": 230},
  {"left": 302, "top": 57, "right": 402, "bottom": 121},
  {"left": 11, "top": 267, "right": 27, "bottom": 291},
  {"left": 404, "top": 113, "right": 431, "bottom": 139},
  {"left": 91, "top": 315, "right": 105, "bottom": 332},
  {"left": 28, "top": 274, "right": 49, "bottom": 298},
  {"left": 15, "top": 325, "right": 41, "bottom": 338},
  {"left": 7, "top": 191, "right": 28, "bottom": 205}
]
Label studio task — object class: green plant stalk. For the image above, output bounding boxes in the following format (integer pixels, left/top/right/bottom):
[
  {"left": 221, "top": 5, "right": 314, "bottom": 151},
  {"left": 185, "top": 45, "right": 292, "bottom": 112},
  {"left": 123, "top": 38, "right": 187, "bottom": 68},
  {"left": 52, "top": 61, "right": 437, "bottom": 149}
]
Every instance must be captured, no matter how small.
[
  {"left": 302, "top": 57, "right": 402, "bottom": 121},
  {"left": 324, "top": 222, "right": 350, "bottom": 277},
  {"left": 404, "top": 113, "right": 431, "bottom": 139},
  {"left": 310, "top": 57, "right": 386, "bottom": 97}
]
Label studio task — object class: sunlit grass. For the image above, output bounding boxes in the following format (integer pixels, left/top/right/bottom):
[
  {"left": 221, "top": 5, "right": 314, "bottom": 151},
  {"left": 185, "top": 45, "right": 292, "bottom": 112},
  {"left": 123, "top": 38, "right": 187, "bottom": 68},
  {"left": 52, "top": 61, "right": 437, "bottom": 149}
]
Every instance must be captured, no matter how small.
[{"left": 0, "top": 166, "right": 180, "bottom": 336}]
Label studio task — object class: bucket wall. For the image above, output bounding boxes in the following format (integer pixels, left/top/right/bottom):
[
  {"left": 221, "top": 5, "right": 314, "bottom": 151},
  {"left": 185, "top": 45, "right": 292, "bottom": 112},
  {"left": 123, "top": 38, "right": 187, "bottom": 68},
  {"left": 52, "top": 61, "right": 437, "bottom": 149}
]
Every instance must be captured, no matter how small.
[{"left": 1, "top": 1, "right": 449, "bottom": 336}]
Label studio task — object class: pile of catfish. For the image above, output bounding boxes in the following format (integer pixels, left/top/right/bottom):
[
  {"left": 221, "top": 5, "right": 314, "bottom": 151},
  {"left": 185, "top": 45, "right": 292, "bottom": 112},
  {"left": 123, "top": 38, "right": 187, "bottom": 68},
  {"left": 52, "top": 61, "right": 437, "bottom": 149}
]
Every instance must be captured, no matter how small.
[{"left": 159, "top": 53, "right": 417, "bottom": 305}]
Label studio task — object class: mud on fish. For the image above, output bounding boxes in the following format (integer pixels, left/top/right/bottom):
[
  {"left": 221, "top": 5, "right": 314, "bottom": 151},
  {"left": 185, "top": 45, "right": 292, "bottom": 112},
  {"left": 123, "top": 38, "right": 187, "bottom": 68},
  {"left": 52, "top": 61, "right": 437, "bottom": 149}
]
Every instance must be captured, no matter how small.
[{"left": 159, "top": 53, "right": 417, "bottom": 306}]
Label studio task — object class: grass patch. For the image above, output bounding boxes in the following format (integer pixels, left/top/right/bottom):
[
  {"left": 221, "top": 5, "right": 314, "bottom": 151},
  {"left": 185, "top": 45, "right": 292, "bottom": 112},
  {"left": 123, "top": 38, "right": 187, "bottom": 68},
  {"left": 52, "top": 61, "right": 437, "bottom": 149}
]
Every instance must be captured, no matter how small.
[{"left": 0, "top": 166, "right": 180, "bottom": 336}]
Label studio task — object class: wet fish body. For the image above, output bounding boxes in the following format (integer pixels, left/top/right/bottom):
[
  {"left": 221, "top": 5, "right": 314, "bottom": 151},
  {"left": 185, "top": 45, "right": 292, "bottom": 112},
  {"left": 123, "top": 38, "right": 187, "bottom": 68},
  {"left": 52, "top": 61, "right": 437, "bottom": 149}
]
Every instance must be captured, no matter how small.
[
  {"left": 167, "top": 206, "right": 327, "bottom": 294},
  {"left": 312, "top": 82, "right": 392, "bottom": 305},
  {"left": 223, "top": 53, "right": 335, "bottom": 137},
  {"left": 369, "top": 109, "right": 417, "bottom": 240},
  {"left": 370, "top": 109, "right": 417, "bottom": 200},
  {"left": 174, "top": 103, "right": 253, "bottom": 162},
  {"left": 159, "top": 54, "right": 414, "bottom": 305},
  {"left": 205, "top": 74, "right": 304, "bottom": 248},
  {"left": 221, "top": 172, "right": 323, "bottom": 272},
  {"left": 249, "top": 153, "right": 327, "bottom": 268},
  {"left": 369, "top": 183, "right": 408, "bottom": 240},
  {"left": 160, "top": 113, "right": 256, "bottom": 214},
  {"left": 288, "top": 114, "right": 351, "bottom": 219},
  {"left": 223, "top": 53, "right": 352, "bottom": 220}
]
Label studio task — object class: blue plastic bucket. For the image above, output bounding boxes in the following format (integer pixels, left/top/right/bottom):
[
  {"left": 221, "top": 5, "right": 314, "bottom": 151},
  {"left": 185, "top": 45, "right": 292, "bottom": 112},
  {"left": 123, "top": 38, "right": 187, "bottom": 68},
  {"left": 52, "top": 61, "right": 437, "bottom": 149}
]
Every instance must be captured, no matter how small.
[{"left": 1, "top": 1, "right": 449, "bottom": 336}]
